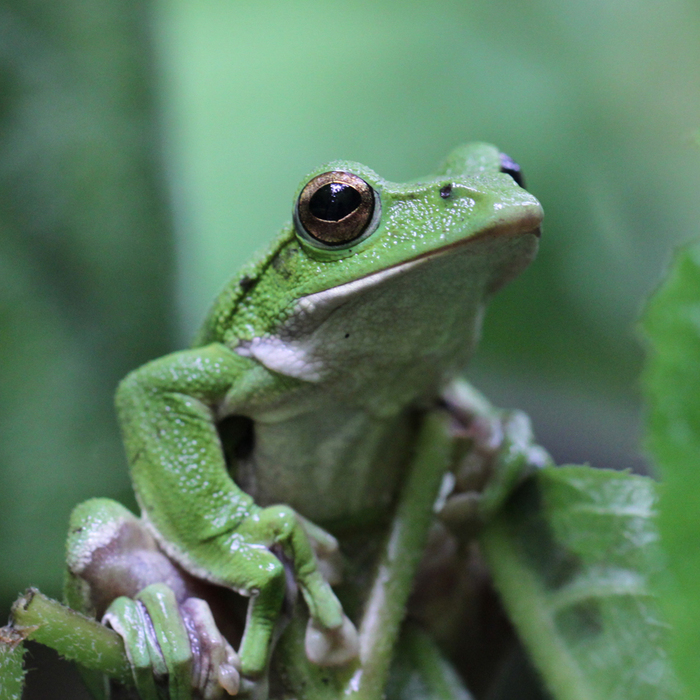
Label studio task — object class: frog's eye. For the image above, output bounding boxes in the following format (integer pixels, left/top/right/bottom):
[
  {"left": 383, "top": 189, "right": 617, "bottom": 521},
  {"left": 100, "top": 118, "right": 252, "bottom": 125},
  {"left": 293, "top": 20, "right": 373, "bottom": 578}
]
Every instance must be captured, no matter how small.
[
  {"left": 295, "top": 171, "right": 379, "bottom": 248},
  {"left": 499, "top": 153, "right": 526, "bottom": 189}
]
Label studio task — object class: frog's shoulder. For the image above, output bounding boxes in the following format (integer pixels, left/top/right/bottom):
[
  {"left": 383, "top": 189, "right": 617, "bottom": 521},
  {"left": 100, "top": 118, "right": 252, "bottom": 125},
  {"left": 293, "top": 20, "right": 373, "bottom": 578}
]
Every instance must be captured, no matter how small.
[{"left": 193, "top": 227, "right": 295, "bottom": 347}]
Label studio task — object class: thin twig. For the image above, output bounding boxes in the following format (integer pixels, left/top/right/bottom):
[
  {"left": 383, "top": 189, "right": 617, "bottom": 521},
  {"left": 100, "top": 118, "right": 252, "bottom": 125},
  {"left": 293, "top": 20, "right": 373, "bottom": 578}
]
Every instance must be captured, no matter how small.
[{"left": 8, "top": 588, "right": 132, "bottom": 685}]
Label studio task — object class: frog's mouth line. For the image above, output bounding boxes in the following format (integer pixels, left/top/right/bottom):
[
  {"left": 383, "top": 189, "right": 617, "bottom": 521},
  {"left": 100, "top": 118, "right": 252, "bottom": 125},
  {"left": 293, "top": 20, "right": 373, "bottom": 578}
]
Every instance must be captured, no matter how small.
[
  {"left": 291, "top": 209, "right": 543, "bottom": 318},
  {"left": 351, "top": 209, "right": 542, "bottom": 288}
]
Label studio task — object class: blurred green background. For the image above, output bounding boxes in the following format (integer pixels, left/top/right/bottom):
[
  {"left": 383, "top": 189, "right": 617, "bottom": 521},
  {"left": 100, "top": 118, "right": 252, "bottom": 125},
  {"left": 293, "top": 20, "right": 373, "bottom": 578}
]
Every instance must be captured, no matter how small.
[{"left": 1, "top": 0, "right": 699, "bottom": 691}]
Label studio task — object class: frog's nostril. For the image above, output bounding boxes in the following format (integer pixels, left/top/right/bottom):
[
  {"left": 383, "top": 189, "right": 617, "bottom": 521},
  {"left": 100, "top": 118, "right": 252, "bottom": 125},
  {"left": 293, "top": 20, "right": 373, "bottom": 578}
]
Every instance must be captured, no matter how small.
[{"left": 499, "top": 153, "right": 525, "bottom": 189}]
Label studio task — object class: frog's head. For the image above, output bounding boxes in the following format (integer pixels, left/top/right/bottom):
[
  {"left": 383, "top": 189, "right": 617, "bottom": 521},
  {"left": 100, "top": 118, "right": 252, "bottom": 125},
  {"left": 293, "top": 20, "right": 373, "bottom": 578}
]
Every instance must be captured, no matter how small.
[
  {"left": 284, "top": 142, "right": 542, "bottom": 299},
  {"left": 229, "top": 144, "right": 542, "bottom": 394}
]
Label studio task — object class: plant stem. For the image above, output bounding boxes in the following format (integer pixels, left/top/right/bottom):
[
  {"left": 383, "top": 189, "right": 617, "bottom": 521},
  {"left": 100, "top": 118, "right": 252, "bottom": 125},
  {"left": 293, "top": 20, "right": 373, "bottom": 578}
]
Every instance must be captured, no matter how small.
[
  {"left": 0, "top": 627, "right": 27, "bottom": 700},
  {"left": 8, "top": 588, "right": 132, "bottom": 685},
  {"left": 344, "top": 410, "right": 453, "bottom": 700},
  {"left": 479, "top": 515, "right": 593, "bottom": 700}
]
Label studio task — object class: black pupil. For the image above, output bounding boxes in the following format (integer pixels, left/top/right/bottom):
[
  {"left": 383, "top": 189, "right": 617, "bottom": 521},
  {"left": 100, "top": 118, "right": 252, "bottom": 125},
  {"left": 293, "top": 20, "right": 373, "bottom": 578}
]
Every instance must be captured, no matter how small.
[{"left": 309, "top": 183, "right": 362, "bottom": 221}]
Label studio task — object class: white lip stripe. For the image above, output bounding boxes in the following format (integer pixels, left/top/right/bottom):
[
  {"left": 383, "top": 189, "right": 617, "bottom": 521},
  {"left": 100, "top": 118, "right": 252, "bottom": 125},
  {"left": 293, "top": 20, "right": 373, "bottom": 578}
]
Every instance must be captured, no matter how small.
[{"left": 237, "top": 335, "right": 322, "bottom": 381}]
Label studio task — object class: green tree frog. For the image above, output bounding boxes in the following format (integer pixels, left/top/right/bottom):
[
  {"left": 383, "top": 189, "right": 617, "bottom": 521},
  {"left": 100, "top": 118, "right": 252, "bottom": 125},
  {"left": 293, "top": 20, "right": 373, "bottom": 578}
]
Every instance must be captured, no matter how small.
[{"left": 64, "top": 143, "right": 546, "bottom": 700}]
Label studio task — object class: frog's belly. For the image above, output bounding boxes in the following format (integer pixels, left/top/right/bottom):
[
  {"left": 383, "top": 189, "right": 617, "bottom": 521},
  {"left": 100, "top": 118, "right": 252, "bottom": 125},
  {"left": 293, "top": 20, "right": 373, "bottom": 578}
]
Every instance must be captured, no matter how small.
[{"left": 234, "top": 406, "right": 415, "bottom": 524}]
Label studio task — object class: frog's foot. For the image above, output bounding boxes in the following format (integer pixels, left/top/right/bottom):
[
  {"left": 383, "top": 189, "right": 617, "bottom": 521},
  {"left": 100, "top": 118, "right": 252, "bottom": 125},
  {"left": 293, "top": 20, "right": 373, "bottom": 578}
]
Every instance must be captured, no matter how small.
[
  {"left": 104, "top": 584, "right": 239, "bottom": 700},
  {"left": 231, "top": 505, "right": 358, "bottom": 675},
  {"left": 438, "top": 380, "right": 552, "bottom": 532},
  {"left": 292, "top": 531, "right": 358, "bottom": 666},
  {"left": 304, "top": 613, "right": 359, "bottom": 666},
  {"left": 276, "top": 519, "right": 359, "bottom": 666}
]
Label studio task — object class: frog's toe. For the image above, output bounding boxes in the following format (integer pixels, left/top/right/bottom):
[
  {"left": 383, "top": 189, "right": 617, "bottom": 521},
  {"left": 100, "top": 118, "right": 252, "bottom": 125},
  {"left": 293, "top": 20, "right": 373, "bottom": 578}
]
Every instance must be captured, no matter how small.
[
  {"left": 181, "top": 597, "right": 240, "bottom": 698},
  {"left": 103, "top": 596, "right": 160, "bottom": 700},
  {"left": 297, "top": 514, "right": 343, "bottom": 585},
  {"left": 136, "top": 583, "right": 194, "bottom": 700},
  {"left": 304, "top": 613, "right": 358, "bottom": 667}
]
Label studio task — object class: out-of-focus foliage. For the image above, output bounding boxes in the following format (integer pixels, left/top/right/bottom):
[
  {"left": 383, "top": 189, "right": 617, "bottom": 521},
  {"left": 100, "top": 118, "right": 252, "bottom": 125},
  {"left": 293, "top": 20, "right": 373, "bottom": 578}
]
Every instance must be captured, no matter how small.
[
  {"left": 482, "top": 466, "right": 675, "bottom": 700},
  {"left": 0, "top": 1, "right": 174, "bottom": 603},
  {"left": 642, "top": 242, "right": 700, "bottom": 698}
]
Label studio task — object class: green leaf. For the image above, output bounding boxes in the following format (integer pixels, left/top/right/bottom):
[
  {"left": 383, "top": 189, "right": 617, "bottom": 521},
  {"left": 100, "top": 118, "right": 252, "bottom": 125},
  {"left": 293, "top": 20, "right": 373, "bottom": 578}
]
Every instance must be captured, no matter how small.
[
  {"left": 642, "top": 241, "right": 700, "bottom": 698},
  {"left": 480, "top": 466, "right": 675, "bottom": 700},
  {"left": 0, "top": 630, "right": 26, "bottom": 700}
]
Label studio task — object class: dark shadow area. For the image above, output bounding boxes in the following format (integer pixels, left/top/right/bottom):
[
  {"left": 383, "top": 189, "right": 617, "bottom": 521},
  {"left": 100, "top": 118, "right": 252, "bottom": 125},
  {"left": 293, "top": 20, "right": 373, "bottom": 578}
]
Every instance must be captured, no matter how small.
[{"left": 21, "top": 642, "right": 92, "bottom": 700}]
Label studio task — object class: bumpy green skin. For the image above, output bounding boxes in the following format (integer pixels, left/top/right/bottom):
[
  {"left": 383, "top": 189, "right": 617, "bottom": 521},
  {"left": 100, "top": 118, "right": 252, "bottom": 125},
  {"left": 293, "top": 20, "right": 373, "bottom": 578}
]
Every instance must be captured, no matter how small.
[{"left": 65, "top": 143, "right": 543, "bottom": 698}]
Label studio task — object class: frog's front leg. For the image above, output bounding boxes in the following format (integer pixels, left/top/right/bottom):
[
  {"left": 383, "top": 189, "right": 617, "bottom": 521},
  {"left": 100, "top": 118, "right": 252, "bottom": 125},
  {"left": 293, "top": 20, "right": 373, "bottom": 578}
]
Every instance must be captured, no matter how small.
[
  {"left": 65, "top": 498, "right": 239, "bottom": 700},
  {"left": 116, "top": 343, "right": 357, "bottom": 682},
  {"left": 437, "top": 379, "right": 553, "bottom": 533}
]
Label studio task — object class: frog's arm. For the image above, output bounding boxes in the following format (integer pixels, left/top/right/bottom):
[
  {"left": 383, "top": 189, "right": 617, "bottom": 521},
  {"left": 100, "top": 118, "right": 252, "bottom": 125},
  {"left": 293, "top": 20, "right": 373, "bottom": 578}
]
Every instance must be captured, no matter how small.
[
  {"left": 116, "top": 342, "right": 356, "bottom": 677},
  {"left": 116, "top": 343, "right": 257, "bottom": 553}
]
